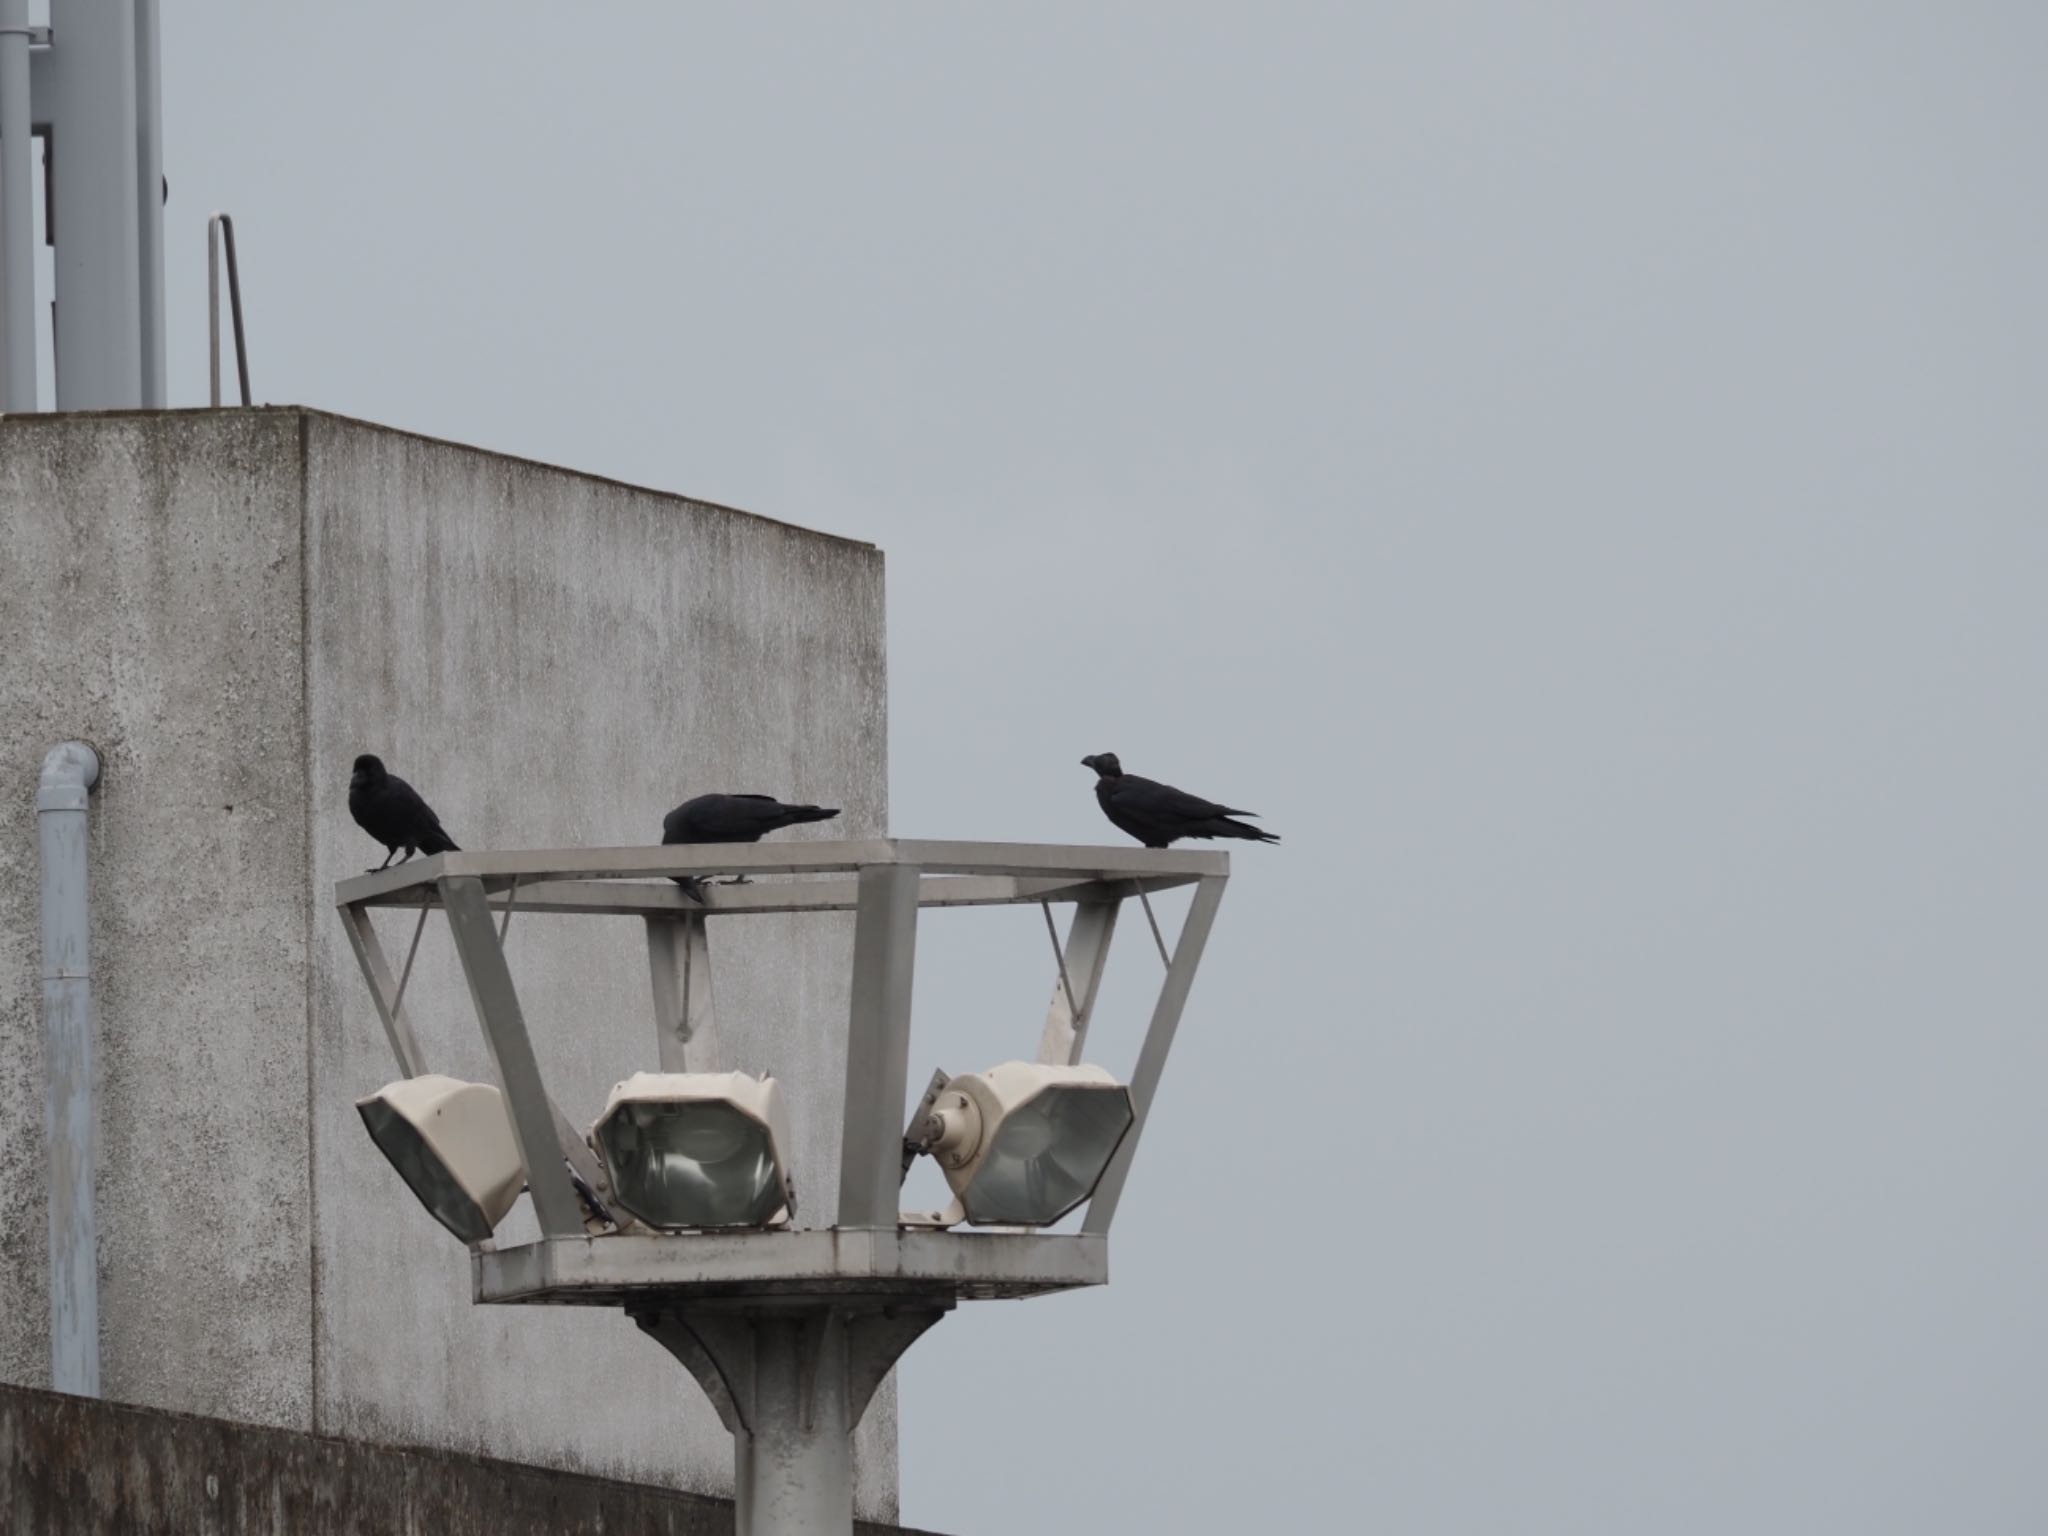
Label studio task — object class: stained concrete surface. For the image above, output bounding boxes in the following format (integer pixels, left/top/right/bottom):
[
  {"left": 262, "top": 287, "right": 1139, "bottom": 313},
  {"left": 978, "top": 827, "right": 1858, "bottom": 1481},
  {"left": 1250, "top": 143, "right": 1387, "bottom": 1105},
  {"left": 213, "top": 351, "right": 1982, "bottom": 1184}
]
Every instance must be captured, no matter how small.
[
  {"left": 0, "top": 412, "right": 317, "bottom": 1432},
  {"left": 0, "top": 410, "right": 899, "bottom": 1517}
]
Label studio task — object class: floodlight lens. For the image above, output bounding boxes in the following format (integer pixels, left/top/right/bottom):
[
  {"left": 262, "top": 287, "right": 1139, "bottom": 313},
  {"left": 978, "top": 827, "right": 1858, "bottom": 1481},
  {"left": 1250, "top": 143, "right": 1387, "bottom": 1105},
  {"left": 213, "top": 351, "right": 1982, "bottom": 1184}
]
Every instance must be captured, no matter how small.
[
  {"left": 963, "top": 1085, "right": 1133, "bottom": 1226},
  {"left": 597, "top": 1100, "right": 784, "bottom": 1229},
  {"left": 359, "top": 1099, "right": 493, "bottom": 1244}
]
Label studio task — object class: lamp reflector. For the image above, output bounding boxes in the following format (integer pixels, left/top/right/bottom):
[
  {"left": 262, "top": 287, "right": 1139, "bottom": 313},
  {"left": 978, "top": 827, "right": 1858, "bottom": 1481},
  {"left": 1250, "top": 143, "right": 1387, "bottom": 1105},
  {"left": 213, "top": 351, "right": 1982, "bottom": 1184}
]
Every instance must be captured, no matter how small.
[
  {"left": 590, "top": 1071, "right": 794, "bottom": 1230},
  {"left": 357, "top": 1074, "right": 525, "bottom": 1244},
  {"left": 925, "top": 1062, "right": 1134, "bottom": 1227}
]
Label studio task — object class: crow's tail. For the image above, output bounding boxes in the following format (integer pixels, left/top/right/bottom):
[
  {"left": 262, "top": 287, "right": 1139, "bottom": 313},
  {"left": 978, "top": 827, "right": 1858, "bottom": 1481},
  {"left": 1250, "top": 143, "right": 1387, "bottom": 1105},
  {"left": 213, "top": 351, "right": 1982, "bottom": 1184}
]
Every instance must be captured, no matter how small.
[
  {"left": 420, "top": 829, "right": 461, "bottom": 854},
  {"left": 782, "top": 805, "right": 841, "bottom": 827},
  {"left": 1213, "top": 816, "right": 1279, "bottom": 845}
]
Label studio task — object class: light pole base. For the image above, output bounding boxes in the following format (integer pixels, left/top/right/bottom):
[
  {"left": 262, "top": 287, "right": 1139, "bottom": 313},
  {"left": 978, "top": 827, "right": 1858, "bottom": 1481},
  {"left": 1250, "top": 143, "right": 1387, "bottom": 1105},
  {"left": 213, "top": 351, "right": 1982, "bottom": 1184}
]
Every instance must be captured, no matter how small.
[{"left": 638, "top": 1299, "right": 950, "bottom": 1536}]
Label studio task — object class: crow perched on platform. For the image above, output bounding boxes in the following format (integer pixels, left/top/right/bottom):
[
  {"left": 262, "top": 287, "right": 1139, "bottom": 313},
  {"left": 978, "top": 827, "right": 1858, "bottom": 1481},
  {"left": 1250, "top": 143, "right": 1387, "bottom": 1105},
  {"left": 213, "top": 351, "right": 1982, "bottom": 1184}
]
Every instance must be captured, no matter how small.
[
  {"left": 1080, "top": 753, "right": 1279, "bottom": 849},
  {"left": 661, "top": 793, "right": 841, "bottom": 900},
  {"left": 349, "top": 755, "right": 460, "bottom": 873}
]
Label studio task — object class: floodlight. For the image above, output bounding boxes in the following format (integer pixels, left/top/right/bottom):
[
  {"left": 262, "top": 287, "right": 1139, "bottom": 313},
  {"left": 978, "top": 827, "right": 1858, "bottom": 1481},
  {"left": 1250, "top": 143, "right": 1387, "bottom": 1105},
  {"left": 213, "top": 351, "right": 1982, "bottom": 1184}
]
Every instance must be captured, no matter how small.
[
  {"left": 357, "top": 1074, "right": 526, "bottom": 1244},
  {"left": 590, "top": 1071, "right": 795, "bottom": 1230},
  {"left": 921, "top": 1062, "right": 1135, "bottom": 1226}
]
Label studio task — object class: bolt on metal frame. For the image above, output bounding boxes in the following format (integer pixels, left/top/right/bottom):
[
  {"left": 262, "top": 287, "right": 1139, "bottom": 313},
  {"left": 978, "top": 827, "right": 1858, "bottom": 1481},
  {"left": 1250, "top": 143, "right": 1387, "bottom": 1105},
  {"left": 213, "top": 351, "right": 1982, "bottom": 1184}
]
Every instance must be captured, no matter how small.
[{"left": 335, "top": 838, "right": 1228, "bottom": 1536}]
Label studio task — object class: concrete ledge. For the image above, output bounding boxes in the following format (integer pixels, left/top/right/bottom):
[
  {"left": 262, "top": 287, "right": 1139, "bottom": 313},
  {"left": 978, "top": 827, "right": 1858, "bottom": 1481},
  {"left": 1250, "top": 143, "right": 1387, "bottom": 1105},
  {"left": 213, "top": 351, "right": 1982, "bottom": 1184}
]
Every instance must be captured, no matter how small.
[{"left": 0, "top": 1384, "right": 943, "bottom": 1535}]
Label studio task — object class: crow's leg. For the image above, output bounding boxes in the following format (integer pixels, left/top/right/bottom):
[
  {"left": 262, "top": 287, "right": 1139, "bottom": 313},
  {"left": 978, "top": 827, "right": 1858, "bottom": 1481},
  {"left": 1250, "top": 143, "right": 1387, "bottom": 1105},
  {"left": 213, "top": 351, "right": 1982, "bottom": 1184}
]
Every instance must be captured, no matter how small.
[
  {"left": 719, "top": 874, "right": 754, "bottom": 886},
  {"left": 397, "top": 846, "right": 416, "bottom": 866},
  {"left": 369, "top": 846, "right": 398, "bottom": 874}
]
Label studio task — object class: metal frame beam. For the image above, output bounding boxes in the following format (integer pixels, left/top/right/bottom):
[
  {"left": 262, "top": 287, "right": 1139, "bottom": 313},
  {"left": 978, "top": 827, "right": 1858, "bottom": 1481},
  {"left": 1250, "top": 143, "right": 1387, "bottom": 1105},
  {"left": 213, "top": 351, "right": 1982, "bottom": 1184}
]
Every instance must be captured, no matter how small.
[
  {"left": 836, "top": 864, "right": 920, "bottom": 1229},
  {"left": 337, "top": 904, "right": 426, "bottom": 1077},
  {"left": 646, "top": 912, "right": 721, "bottom": 1072},
  {"left": 438, "top": 875, "right": 585, "bottom": 1238},
  {"left": 1082, "top": 873, "right": 1227, "bottom": 1236},
  {"left": 1036, "top": 897, "right": 1121, "bottom": 1066}
]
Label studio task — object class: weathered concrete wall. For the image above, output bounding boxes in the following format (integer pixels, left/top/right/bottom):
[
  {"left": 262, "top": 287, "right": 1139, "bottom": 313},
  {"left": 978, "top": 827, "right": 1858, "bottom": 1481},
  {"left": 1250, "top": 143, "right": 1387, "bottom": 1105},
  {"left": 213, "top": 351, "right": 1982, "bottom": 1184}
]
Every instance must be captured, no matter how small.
[
  {"left": 0, "top": 410, "right": 898, "bottom": 1517},
  {"left": 0, "top": 1383, "right": 939, "bottom": 1535},
  {"left": 0, "top": 412, "right": 317, "bottom": 1430},
  {"left": 299, "top": 414, "right": 895, "bottom": 1507}
]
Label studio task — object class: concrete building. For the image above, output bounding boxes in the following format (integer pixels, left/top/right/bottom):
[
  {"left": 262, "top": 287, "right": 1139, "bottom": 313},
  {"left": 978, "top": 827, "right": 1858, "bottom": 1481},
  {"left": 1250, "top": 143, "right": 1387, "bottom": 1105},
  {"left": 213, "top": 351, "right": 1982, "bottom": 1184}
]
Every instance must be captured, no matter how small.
[{"left": 0, "top": 408, "right": 906, "bottom": 1521}]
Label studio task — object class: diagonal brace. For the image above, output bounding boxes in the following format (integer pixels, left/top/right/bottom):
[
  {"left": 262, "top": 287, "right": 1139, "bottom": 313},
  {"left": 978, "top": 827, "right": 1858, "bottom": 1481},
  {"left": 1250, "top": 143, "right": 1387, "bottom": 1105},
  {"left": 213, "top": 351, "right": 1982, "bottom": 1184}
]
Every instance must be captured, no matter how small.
[{"left": 438, "top": 875, "right": 586, "bottom": 1238}]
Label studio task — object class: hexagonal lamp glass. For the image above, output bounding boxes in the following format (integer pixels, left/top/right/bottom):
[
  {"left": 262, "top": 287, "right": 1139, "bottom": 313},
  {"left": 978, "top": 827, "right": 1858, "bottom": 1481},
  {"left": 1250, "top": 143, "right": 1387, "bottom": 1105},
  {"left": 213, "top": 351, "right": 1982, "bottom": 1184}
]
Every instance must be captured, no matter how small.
[
  {"left": 924, "top": 1062, "right": 1135, "bottom": 1226},
  {"left": 591, "top": 1071, "right": 795, "bottom": 1230},
  {"left": 357, "top": 1074, "right": 526, "bottom": 1244}
]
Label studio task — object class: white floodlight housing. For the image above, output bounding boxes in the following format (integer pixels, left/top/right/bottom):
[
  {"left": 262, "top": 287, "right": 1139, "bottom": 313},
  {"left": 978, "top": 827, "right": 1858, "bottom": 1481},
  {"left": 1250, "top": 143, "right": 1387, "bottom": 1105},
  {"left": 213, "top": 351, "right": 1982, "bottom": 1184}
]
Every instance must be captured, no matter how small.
[
  {"left": 357, "top": 1074, "right": 526, "bottom": 1244},
  {"left": 923, "top": 1062, "right": 1135, "bottom": 1227},
  {"left": 591, "top": 1071, "right": 795, "bottom": 1230}
]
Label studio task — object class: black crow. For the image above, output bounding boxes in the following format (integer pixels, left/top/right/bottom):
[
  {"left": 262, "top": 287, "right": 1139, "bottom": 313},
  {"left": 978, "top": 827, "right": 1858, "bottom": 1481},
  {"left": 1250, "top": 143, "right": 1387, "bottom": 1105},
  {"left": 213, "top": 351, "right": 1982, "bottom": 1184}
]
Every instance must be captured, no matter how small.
[
  {"left": 1080, "top": 753, "right": 1279, "bottom": 848},
  {"left": 349, "top": 755, "right": 461, "bottom": 873},
  {"left": 661, "top": 793, "right": 841, "bottom": 900}
]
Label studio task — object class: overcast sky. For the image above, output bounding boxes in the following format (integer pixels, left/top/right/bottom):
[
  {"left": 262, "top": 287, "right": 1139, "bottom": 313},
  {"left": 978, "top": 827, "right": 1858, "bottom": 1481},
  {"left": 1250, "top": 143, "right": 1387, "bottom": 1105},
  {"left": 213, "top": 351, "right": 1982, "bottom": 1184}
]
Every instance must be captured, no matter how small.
[{"left": 142, "top": 5, "right": 2048, "bottom": 1531}]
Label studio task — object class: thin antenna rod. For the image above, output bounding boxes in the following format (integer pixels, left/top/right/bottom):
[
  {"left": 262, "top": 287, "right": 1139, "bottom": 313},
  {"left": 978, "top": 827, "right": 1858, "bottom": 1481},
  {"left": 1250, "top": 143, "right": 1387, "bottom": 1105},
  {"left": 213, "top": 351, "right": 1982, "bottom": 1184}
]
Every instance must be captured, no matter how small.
[{"left": 207, "top": 213, "right": 250, "bottom": 406}]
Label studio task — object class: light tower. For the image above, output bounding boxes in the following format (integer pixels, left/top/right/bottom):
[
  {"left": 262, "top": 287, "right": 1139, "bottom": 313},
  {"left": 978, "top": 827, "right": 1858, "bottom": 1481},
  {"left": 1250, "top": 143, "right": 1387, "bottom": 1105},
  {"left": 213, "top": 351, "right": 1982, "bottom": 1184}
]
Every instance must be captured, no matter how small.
[{"left": 337, "top": 838, "right": 1227, "bottom": 1536}]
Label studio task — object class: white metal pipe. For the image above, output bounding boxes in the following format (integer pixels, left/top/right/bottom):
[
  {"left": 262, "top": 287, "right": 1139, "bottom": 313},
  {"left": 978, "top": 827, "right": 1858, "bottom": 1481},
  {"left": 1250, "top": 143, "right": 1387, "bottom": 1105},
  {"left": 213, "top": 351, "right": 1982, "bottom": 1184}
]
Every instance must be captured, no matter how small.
[
  {"left": 0, "top": 0, "right": 34, "bottom": 410},
  {"left": 38, "top": 740, "right": 100, "bottom": 1398},
  {"left": 132, "top": 0, "right": 164, "bottom": 406}
]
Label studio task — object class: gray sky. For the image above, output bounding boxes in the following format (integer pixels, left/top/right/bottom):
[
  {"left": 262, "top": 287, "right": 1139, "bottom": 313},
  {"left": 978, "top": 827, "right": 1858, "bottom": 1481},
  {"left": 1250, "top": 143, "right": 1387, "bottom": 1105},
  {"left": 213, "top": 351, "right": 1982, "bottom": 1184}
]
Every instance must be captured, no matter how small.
[{"left": 158, "top": 5, "right": 2048, "bottom": 1531}]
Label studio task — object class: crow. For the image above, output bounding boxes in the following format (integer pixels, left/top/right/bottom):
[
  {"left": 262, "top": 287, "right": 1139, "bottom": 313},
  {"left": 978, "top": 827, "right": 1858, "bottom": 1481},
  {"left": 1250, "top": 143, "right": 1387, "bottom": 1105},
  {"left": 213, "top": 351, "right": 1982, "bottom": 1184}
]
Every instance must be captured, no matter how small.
[
  {"left": 661, "top": 793, "right": 841, "bottom": 901},
  {"left": 349, "top": 755, "right": 461, "bottom": 873},
  {"left": 1080, "top": 753, "right": 1279, "bottom": 848}
]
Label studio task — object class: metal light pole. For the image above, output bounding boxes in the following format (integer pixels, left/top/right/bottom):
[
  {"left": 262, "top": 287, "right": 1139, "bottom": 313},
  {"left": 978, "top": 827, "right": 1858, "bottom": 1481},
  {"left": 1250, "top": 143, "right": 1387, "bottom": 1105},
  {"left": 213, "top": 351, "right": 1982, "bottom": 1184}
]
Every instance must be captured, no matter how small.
[
  {"left": 0, "top": 0, "right": 167, "bottom": 411},
  {"left": 0, "top": 0, "right": 37, "bottom": 411},
  {"left": 338, "top": 839, "right": 1228, "bottom": 1536}
]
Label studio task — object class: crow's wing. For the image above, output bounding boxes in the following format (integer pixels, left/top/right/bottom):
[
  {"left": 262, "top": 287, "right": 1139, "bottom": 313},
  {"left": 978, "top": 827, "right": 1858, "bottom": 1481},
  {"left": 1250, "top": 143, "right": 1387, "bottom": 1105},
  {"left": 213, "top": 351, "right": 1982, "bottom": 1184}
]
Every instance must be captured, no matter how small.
[
  {"left": 1115, "top": 774, "right": 1258, "bottom": 824},
  {"left": 666, "top": 793, "right": 789, "bottom": 843},
  {"left": 384, "top": 775, "right": 450, "bottom": 833},
  {"left": 720, "top": 796, "right": 799, "bottom": 835},
  {"left": 665, "top": 793, "right": 734, "bottom": 842}
]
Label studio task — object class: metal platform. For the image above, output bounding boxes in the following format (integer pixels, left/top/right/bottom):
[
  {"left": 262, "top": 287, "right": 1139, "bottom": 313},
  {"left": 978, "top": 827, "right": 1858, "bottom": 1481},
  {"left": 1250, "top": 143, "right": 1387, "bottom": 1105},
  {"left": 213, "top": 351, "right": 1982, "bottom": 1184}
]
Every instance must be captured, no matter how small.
[
  {"left": 335, "top": 837, "right": 1225, "bottom": 915},
  {"left": 474, "top": 1230, "right": 1107, "bottom": 1307}
]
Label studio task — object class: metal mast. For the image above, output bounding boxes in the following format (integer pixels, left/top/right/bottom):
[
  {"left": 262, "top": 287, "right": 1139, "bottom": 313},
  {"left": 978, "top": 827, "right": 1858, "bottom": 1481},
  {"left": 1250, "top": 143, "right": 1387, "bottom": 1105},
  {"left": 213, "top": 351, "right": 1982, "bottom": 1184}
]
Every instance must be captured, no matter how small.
[{"left": 0, "top": 0, "right": 166, "bottom": 412}]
